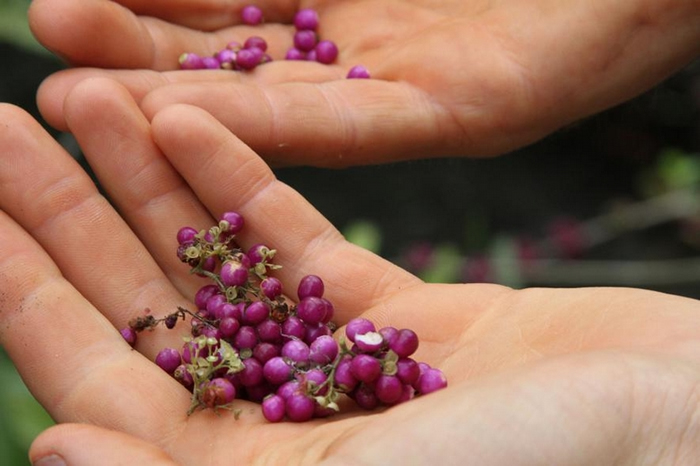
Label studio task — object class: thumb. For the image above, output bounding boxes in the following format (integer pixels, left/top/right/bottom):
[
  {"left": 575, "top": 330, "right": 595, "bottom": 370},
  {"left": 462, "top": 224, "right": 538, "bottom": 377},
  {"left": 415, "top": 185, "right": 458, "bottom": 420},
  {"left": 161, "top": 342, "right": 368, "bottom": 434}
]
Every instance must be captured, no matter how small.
[{"left": 29, "top": 424, "right": 176, "bottom": 466}]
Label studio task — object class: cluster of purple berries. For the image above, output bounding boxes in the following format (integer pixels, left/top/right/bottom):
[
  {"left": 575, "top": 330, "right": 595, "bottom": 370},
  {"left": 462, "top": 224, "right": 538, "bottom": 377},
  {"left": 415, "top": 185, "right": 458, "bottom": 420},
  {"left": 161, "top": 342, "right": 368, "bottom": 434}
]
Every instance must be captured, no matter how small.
[
  {"left": 123, "top": 211, "right": 445, "bottom": 422},
  {"left": 178, "top": 6, "right": 370, "bottom": 79}
]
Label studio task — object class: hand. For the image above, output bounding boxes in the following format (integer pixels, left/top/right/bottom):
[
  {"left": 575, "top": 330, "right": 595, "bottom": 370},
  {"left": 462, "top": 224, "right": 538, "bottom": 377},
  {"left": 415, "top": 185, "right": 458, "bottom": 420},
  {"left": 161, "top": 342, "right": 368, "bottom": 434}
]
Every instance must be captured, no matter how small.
[
  {"left": 2, "top": 79, "right": 700, "bottom": 465},
  {"left": 29, "top": 0, "right": 700, "bottom": 166}
]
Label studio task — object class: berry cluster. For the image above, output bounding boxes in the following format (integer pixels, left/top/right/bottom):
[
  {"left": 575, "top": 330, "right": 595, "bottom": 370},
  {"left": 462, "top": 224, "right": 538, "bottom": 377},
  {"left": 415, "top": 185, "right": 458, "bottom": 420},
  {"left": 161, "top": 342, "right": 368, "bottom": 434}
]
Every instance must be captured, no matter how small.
[
  {"left": 178, "top": 6, "right": 370, "bottom": 79},
  {"left": 123, "top": 211, "right": 446, "bottom": 422}
]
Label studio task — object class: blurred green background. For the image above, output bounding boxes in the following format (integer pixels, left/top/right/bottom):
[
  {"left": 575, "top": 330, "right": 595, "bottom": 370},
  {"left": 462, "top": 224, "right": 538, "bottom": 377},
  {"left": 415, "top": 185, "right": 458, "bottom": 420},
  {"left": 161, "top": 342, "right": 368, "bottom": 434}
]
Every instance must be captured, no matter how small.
[{"left": 0, "top": 0, "right": 699, "bottom": 464}]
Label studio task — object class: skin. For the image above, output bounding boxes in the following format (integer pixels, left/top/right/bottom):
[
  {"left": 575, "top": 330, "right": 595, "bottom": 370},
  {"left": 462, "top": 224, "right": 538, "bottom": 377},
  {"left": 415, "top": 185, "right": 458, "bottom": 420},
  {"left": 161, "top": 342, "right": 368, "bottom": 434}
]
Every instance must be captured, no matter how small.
[
  {"left": 28, "top": 0, "right": 700, "bottom": 166},
  {"left": 1, "top": 80, "right": 700, "bottom": 465}
]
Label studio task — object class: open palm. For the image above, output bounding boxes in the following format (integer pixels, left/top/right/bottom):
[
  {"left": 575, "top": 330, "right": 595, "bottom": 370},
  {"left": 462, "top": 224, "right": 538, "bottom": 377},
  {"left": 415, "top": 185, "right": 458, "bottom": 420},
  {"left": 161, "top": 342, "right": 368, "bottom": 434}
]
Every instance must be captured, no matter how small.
[
  {"left": 2, "top": 80, "right": 700, "bottom": 465},
  {"left": 30, "top": 0, "right": 700, "bottom": 166}
]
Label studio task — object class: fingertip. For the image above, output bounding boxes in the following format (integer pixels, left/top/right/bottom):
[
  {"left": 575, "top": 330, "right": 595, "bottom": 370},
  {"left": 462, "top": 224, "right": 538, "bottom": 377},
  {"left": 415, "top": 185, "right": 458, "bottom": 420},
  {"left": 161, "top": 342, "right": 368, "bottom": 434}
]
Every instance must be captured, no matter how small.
[
  {"left": 63, "top": 77, "right": 132, "bottom": 128},
  {"left": 30, "top": 424, "right": 176, "bottom": 466}
]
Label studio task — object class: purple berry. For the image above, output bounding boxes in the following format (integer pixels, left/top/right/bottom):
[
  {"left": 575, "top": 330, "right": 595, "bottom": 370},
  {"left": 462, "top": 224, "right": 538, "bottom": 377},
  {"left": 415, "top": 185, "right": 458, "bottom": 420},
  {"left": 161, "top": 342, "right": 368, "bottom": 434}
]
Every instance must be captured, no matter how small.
[
  {"left": 281, "top": 339, "right": 310, "bottom": 364},
  {"left": 379, "top": 326, "right": 399, "bottom": 346},
  {"left": 262, "top": 394, "right": 286, "bottom": 422},
  {"left": 201, "top": 377, "right": 236, "bottom": 408},
  {"left": 345, "top": 317, "right": 375, "bottom": 343},
  {"left": 285, "top": 393, "right": 315, "bottom": 422},
  {"left": 353, "top": 383, "right": 379, "bottom": 410},
  {"left": 247, "top": 243, "right": 272, "bottom": 265},
  {"left": 241, "top": 5, "right": 263, "bottom": 25},
  {"left": 256, "top": 318, "right": 282, "bottom": 343},
  {"left": 206, "top": 294, "right": 228, "bottom": 316},
  {"left": 293, "top": 30, "right": 317, "bottom": 52},
  {"left": 354, "top": 331, "right": 384, "bottom": 353},
  {"left": 314, "top": 40, "right": 338, "bottom": 64},
  {"left": 390, "top": 329, "right": 419, "bottom": 358},
  {"left": 297, "top": 274, "right": 324, "bottom": 299},
  {"left": 178, "top": 52, "right": 205, "bottom": 70},
  {"left": 244, "top": 36, "right": 268, "bottom": 52},
  {"left": 309, "top": 335, "right": 339, "bottom": 364},
  {"left": 293, "top": 8, "right": 319, "bottom": 31},
  {"left": 281, "top": 316, "right": 306, "bottom": 341},
  {"left": 219, "top": 302, "right": 244, "bottom": 321},
  {"left": 296, "top": 296, "right": 328, "bottom": 325},
  {"left": 260, "top": 277, "right": 283, "bottom": 299},
  {"left": 334, "top": 356, "right": 357, "bottom": 391},
  {"left": 396, "top": 358, "right": 421, "bottom": 385},
  {"left": 304, "top": 322, "right": 332, "bottom": 345},
  {"left": 243, "top": 301, "right": 270, "bottom": 325},
  {"left": 221, "top": 260, "right": 249, "bottom": 287},
  {"left": 347, "top": 65, "right": 370, "bottom": 79},
  {"left": 176, "top": 226, "right": 198, "bottom": 245},
  {"left": 277, "top": 380, "right": 302, "bottom": 399},
  {"left": 350, "top": 354, "right": 382, "bottom": 383},
  {"left": 285, "top": 47, "right": 306, "bottom": 60},
  {"left": 219, "top": 316, "right": 241, "bottom": 338},
  {"left": 216, "top": 49, "right": 237, "bottom": 68},
  {"left": 120, "top": 327, "right": 137, "bottom": 346},
  {"left": 416, "top": 368, "right": 448, "bottom": 394},
  {"left": 236, "top": 47, "right": 263, "bottom": 70},
  {"left": 173, "top": 364, "right": 193, "bottom": 389},
  {"left": 233, "top": 325, "right": 258, "bottom": 350},
  {"left": 238, "top": 357, "right": 264, "bottom": 387},
  {"left": 202, "top": 56, "right": 221, "bottom": 69},
  {"left": 253, "top": 342, "right": 280, "bottom": 364},
  {"left": 375, "top": 374, "right": 403, "bottom": 404},
  {"left": 263, "top": 356, "right": 293, "bottom": 385},
  {"left": 220, "top": 211, "right": 244, "bottom": 233}
]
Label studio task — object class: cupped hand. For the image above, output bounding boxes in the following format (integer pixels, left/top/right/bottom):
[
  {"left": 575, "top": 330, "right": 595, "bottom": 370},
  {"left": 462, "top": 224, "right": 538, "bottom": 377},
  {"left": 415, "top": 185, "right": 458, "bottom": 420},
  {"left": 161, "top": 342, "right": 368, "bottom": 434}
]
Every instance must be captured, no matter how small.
[
  {"left": 29, "top": 0, "right": 700, "bottom": 166},
  {"left": 1, "top": 79, "right": 700, "bottom": 465}
]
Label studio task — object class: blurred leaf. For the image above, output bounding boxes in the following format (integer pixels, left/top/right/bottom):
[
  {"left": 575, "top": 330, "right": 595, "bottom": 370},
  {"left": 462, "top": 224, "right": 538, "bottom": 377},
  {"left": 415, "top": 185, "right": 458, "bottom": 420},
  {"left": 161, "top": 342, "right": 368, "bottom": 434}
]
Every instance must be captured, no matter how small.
[
  {"left": 489, "top": 235, "right": 523, "bottom": 288},
  {"left": 419, "top": 243, "right": 463, "bottom": 283},
  {"left": 343, "top": 219, "right": 382, "bottom": 253},
  {"left": 656, "top": 148, "right": 700, "bottom": 190},
  {"left": 0, "top": 0, "right": 50, "bottom": 55}
]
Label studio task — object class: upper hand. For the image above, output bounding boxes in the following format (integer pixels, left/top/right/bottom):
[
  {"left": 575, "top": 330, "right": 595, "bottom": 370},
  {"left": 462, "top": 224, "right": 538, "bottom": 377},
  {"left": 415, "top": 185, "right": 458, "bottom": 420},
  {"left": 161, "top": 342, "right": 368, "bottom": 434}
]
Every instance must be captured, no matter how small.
[{"left": 29, "top": 0, "right": 700, "bottom": 166}]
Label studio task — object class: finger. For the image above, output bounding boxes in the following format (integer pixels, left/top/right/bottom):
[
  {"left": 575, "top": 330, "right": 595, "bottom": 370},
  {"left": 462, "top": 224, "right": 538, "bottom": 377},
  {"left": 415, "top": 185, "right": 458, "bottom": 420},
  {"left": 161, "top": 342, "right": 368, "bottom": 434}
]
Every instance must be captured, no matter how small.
[
  {"left": 0, "top": 104, "right": 185, "bottom": 340},
  {"left": 30, "top": 424, "right": 177, "bottom": 466},
  {"left": 0, "top": 210, "right": 187, "bottom": 433},
  {"left": 151, "top": 104, "right": 422, "bottom": 321},
  {"left": 143, "top": 78, "right": 451, "bottom": 167},
  {"left": 63, "top": 77, "right": 212, "bottom": 300},
  {"left": 29, "top": 0, "right": 297, "bottom": 69}
]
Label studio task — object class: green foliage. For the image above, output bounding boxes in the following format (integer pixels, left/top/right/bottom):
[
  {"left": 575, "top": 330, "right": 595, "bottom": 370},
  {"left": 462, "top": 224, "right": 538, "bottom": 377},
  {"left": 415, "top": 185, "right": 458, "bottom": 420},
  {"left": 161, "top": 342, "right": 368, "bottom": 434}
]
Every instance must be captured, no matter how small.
[
  {"left": 0, "top": 0, "right": 48, "bottom": 55},
  {"left": 0, "top": 349, "right": 54, "bottom": 466},
  {"left": 343, "top": 219, "right": 382, "bottom": 254}
]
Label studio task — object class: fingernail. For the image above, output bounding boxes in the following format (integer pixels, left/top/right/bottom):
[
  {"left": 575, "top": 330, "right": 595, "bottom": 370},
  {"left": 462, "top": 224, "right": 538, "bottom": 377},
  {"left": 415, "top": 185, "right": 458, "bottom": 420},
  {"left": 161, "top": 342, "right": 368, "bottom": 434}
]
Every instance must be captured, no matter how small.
[{"left": 33, "top": 454, "right": 67, "bottom": 466}]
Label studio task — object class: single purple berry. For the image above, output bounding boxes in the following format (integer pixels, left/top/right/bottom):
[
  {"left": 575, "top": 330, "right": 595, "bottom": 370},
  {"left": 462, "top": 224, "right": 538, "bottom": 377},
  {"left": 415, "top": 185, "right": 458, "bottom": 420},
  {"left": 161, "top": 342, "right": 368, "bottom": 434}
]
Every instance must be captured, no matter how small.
[
  {"left": 389, "top": 328, "right": 419, "bottom": 358},
  {"left": 216, "top": 49, "right": 237, "bottom": 66},
  {"left": 245, "top": 381, "right": 275, "bottom": 403},
  {"left": 286, "top": 393, "right": 315, "bottom": 422},
  {"left": 243, "top": 301, "right": 270, "bottom": 325},
  {"left": 200, "top": 325, "right": 222, "bottom": 340},
  {"left": 416, "top": 367, "right": 448, "bottom": 394},
  {"left": 285, "top": 47, "right": 306, "bottom": 60},
  {"left": 253, "top": 342, "right": 280, "bottom": 364},
  {"left": 221, "top": 259, "right": 249, "bottom": 287},
  {"left": 202, "top": 56, "right": 221, "bottom": 69},
  {"left": 201, "top": 377, "right": 236, "bottom": 408},
  {"left": 262, "top": 394, "right": 286, "bottom": 422},
  {"left": 299, "top": 368, "right": 328, "bottom": 396},
  {"left": 304, "top": 322, "right": 332, "bottom": 345},
  {"left": 173, "top": 364, "right": 194, "bottom": 389},
  {"left": 350, "top": 354, "right": 382, "bottom": 383},
  {"left": 379, "top": 326, "right": 399, "bottom": 347},
  {"left": 309, "top": 335, "right": 339, "bottom": 364},
  {"left": 220, "top": 211, "right": 245, "bottom": 233},
  {"left": 244, "top": 36, "right": 268, "bottom": 52},
  {"left": 238, "top": 357, "right": 264, "bottom": 387},
  {"left": 176, "top": 226, "right": 198, "bottom": 245},
  {"left": 297, "top": 274, "right": 324, "bottom": 299},
  {"left": 120, "top": 327, "right": 137, "bottom": 346},
  {"left": 178, "top": 52, "right": 205, "bottom": 70},
  {"left": 296, "top": 296, "right": 328, "bottom": 325},
  {"left": 233, "top": 325, "right": 258, "bottom": 350},
  {"left": 247, "top": 243, "right": 272, "bottom": 265},
  {"left": 293, "top": 8, "right": 319, "bottom": 31},
  {"left": 353, "top": 383, "right": 379, "bottom": 410},
  {"left": 314, "top": 40, "right": 338, "bottom": 64},
  {"left": 320, "top": 298, "right": 334, "bottom": 323},
  {"left": 375, "top": 374, "right": 403, "bottom": 404},
  {"left": 334, "top": 356, "right": 358, "bottom": 392},
  {"left": 256, "top": 318, "right": 282, "bottom": 343},
  {"left": 293, "top": 30, "right": 317, "bottom": 52},
  {"left": 241, "top": 5, "right": 264, "bottom": 25},
  {"left": 281, "top": 339, "right": 310, "bottom": 364},
  {"left": 236, "top": 47, "right": 263, "bottom": 70},
  {"left": 206, "top": 294, "right": 228, "bottom": 316},
  {"left": 396, "top": 358, "right": 421, "bottom": 385},
  {"left": 277, "top": 380, "right": 302, "bottom": 399},
  {"left": 219, "top": 302, "right": 244, "bottom": 321},
  {"left": 195, "top": 285, "right": 220, "bottom": 310},
  {"left": 354, "top": 331, "right": 384, "bottom": 353},
  {"left": 219, "top": 316, "right": 241, "bottom": 338},
  {"left": 260, "top": 277, "right": 283, "bottom": 299},
  {"left": 347, "top": 65, "right": 370, "bottom": 79},
  {"left": 305, "top": 49, "right": 317, "bottom": 61},
  {"left": 281, "top": 316, "right": 306, "bottom": 341},
  {"left": 263, "top": 356, "right": 293, "bottom": 385},
  {"left": 345, "top": 318, "right": 375, "bottom": 343}
]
